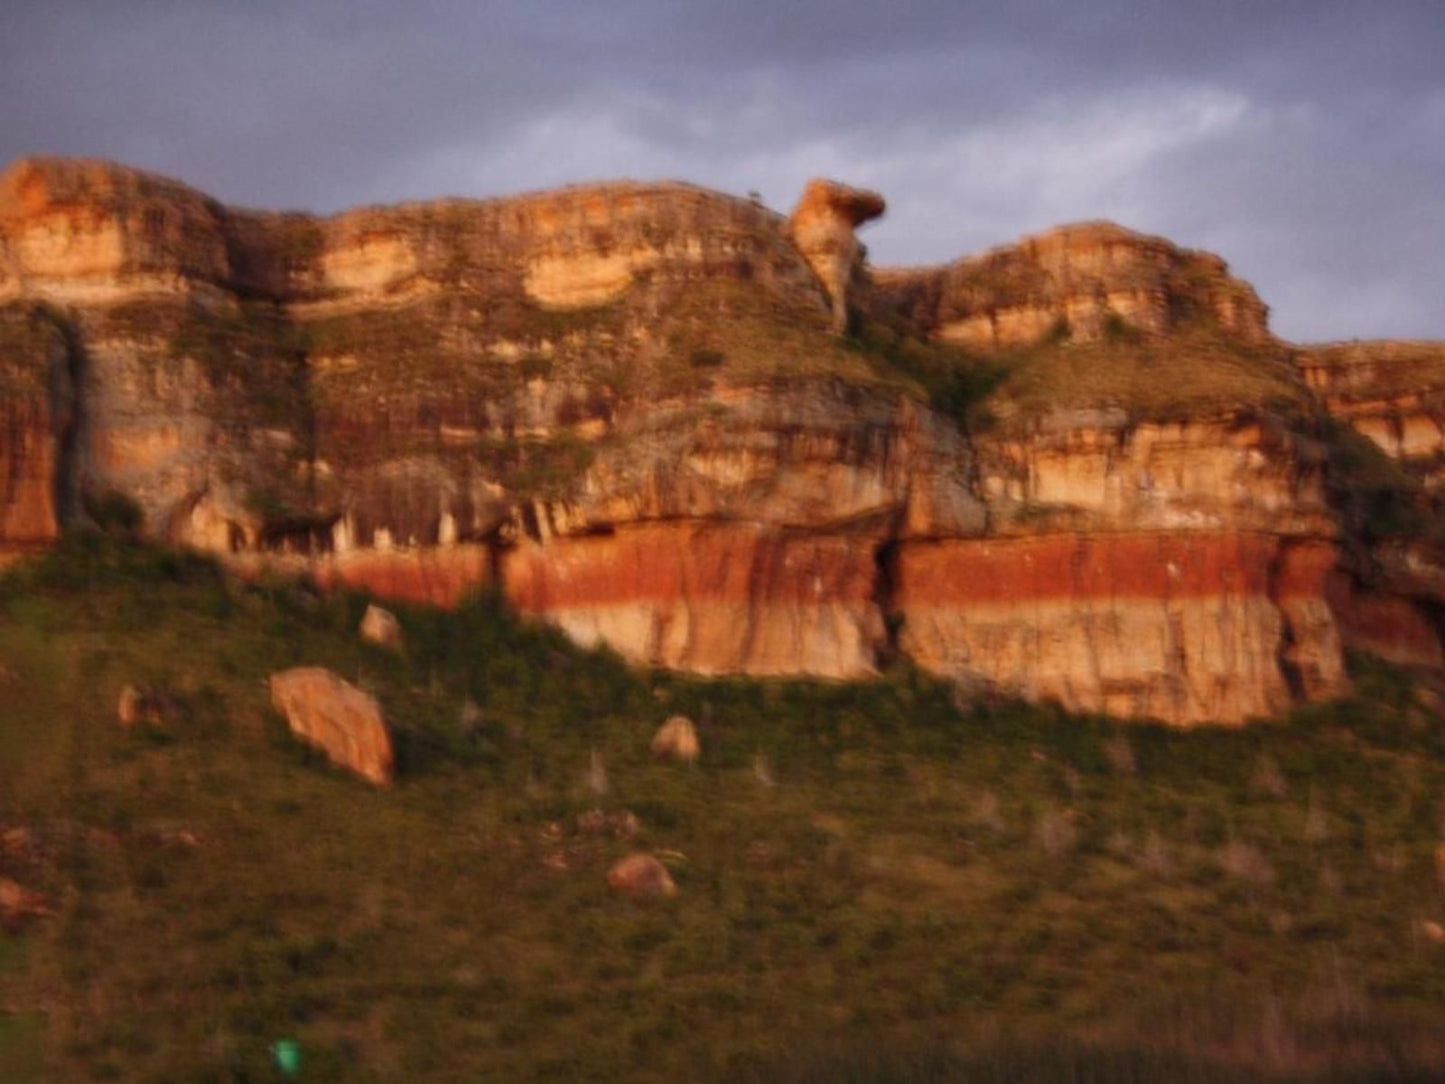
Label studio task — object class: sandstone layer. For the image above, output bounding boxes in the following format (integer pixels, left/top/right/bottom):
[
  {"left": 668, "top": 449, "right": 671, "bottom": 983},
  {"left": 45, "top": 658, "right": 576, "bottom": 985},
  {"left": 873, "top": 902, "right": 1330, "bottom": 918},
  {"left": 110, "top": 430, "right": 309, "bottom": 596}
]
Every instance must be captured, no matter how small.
[{"left": 2, "top": 155, "right": 1442, "bottom": 724}]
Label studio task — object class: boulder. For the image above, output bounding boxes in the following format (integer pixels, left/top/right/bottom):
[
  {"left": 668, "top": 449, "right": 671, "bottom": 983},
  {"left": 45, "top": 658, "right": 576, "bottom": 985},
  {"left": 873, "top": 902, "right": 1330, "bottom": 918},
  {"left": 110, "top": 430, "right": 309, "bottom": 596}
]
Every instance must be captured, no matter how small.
[
  {"left": 359, "top": 604, "right": 403, "bottom": 649},
  {"left": 651, "top": 714, "right": 700, "bottom": 763},
  {"left": 268, "top": 667, "right": 395, "bottom": 785},
  {"left": 606, "top": 853, "right": 677, "bottom": 898}
]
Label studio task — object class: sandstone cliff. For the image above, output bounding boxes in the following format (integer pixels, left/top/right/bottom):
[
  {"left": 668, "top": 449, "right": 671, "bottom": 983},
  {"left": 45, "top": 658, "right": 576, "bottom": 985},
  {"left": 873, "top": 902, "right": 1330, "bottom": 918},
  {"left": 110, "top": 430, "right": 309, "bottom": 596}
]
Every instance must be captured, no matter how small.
[{"left": 1, "top": 155, "right": 1440, "bottom": 724}]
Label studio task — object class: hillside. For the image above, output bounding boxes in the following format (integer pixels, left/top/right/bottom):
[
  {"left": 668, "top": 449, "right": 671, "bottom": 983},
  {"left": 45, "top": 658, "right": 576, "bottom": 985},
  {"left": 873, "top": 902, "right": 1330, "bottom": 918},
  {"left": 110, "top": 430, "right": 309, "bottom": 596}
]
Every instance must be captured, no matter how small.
[{"left": 3, "top": 538, "right": 1445, "bottom": 1081}]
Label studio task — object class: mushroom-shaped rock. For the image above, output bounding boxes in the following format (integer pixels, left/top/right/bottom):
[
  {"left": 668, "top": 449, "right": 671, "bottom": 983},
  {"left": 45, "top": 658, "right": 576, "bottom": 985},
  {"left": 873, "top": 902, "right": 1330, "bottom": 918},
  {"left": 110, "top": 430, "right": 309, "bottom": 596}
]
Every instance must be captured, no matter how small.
[
  {"left": 651, "top": 714, "right": 700, "bottom": 763},
  {"left": 788, "top": 178, "right": 886, "bottom": 333},
  {"left": 268, "top": 667, "right": 395, "bottom": 786},
  {"left": 606, "top": 853, "right": 677, "bottom": 898},
  {"left": 359, "top": 604, "right": 403, "bottom": 650}
]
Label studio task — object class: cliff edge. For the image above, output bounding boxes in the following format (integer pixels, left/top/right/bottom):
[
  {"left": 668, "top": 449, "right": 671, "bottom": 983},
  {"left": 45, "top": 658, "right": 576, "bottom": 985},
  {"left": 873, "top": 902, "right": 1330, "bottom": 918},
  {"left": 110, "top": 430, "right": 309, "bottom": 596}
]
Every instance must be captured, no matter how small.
[{"left": 2, "top": 155, "right": 1441, "bottom": 723}]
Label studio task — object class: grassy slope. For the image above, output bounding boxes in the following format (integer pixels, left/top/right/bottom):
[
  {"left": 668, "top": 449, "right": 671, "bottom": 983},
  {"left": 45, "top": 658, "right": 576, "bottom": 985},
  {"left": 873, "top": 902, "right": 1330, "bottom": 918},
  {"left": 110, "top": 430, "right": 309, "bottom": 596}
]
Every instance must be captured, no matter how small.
[
  {"left": 994, "top": 323, "right": 1309, "bottom": 423},
  {"left": 2, "top": 539, "right": 1445, "bottom": 1081}
]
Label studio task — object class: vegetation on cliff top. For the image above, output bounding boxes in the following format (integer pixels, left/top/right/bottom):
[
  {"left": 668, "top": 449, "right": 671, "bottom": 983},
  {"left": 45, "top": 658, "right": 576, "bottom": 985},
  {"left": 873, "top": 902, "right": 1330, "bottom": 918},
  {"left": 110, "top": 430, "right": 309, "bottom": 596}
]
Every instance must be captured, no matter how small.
[
  {"left": 993, "top": 317, "right": 1309, "bottom": 423},
  {"left": 3, "top": 536, "right": 1445, "bottom": 1081}
]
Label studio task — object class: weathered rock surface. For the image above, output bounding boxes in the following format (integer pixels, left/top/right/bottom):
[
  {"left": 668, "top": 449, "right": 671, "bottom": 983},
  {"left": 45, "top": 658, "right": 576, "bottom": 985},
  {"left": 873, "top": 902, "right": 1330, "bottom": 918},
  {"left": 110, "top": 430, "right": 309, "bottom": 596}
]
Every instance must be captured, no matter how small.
[
  {"left": 268, "top": 666, "right": 395, "bottom": 785},
  {"left": 3, "top": 155, "right": 1444, "bottom": 725}
]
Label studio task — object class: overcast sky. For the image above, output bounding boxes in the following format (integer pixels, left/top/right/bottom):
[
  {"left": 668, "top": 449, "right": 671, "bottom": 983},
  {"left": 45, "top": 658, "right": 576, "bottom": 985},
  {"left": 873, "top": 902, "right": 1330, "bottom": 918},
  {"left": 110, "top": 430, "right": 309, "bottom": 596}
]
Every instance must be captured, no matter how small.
[{"left": 2, "top": 0, "right": 1441, "bottom": 341}]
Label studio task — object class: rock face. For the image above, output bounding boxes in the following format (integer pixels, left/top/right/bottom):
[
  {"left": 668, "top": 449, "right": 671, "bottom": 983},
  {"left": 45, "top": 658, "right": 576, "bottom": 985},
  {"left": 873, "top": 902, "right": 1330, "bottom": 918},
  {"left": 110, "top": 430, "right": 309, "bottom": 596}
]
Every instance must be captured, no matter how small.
[
  {"left": 268, "top": 667, "right": 395, "bottom": 785},
  {"left": 3, "top": 155, "right": 1444, "bottom": 725},
  {"left": 874, "top": 221, "right": 1270, "bottom": 350}
]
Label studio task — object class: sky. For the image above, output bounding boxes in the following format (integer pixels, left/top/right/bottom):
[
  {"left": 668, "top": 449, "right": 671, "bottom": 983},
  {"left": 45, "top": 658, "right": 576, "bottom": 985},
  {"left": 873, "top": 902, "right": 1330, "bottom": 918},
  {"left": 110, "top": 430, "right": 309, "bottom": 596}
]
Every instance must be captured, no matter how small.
[{"left": 1, "top": 0, "right": 1441, "bottom": 342}]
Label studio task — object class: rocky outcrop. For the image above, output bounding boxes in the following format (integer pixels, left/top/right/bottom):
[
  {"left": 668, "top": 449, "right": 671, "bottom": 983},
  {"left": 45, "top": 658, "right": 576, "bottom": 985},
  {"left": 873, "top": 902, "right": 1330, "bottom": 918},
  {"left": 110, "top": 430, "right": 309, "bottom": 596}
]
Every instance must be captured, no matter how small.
[
  {"left": 788, "top": 179, "right": 885, "bottom": 333},
  {"left": 875, "top": 222, "right": 1269, "bottom": 350},
  {"left": 268, "top": 667, "right": 395, "bottom": 785},
  {"left": 896, "top": 532, "right": 1347, "bottom": 724},
  {"left": 1297, "top": 341, "right": 1445, "bottom": 476},
  {"left": 3, "top": 155, "right": 1443, "bottom": 725}
]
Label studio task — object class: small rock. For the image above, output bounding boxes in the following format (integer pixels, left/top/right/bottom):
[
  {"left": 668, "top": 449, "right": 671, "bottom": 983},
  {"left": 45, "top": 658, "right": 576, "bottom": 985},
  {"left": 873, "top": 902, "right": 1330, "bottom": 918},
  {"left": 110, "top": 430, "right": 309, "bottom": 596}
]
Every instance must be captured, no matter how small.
[
  {"left": 117, "top": 684, "right": 179, "bottom": 729},
  {"left": 359, "top": 604, "right": 403, "bottom": 650},
  {"left": 586, "top": 749, "right": 609, "bottom": 795},
  {"left": 609, "top": 810, "right": 640, "bottom": 839},
  {"left": 753, "top": 754, "right": 775, "bottom": 787},
  {"left": 117, "top": 684, "right": 144, "bottom": 727},
  {"left": 651, "top": 715, "right": 700, "bottom": 764},
  {"left": 541, "top": 851, "right": 570, "bottom": 873},
  {"left": 0, "top": 876, "right": 53, "bottom": 930},
  {"left": 606, "top": 853, "right": 677, "bottom": 898},
  {"left": 577, "top": 809, "right": 607, "bottom": 835},
  {"left": 1421, "top": 919, "right": 1445, "bottom": 945},
  {"left": 0, "top": 825, "right": 36, "bottom": 861},
  {"left": 268, "top": 667, "right": 395, "bottom": 785},
  {"left": 1416, "top": 684, "right": 1444, "bottom": 717},
  {"left": 577, "top": 809, "right": 640, "bottom": 839},
  {"left": 459, "top": 699, "right": 483, "bottom": 729}
]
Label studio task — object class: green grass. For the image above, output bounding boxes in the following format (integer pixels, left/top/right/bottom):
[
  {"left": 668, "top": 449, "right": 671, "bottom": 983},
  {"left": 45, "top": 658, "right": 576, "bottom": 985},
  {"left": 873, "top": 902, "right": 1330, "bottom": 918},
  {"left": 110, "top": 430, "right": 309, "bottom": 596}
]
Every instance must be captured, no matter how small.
[
  {"left": 989, "top": 319, "right": 1309, "bottom": 424},
  {"left": 0, "top": 1013, "right": 45, "bottom": 1083},
  {"left": 3, "top": 536, "right": 1445, "bottom": 1080}
]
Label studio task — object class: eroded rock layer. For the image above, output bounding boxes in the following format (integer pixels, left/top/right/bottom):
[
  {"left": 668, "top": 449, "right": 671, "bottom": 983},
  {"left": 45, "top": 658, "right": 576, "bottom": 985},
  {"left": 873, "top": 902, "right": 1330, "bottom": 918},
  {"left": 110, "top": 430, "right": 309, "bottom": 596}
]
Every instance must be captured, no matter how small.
[
  {"left": 2, "top": 155, "right": 1442, "bottom": 723},
  {"left": 895, "top": 532, "right": 1347, "bottom": 725}
]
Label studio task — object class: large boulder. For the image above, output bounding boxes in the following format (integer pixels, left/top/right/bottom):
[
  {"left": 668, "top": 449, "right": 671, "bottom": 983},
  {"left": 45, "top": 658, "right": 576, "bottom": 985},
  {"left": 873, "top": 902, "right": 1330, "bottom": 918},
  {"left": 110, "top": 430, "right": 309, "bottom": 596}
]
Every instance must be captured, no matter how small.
[{"left": 268, "top": 667, "right": 395, "bottom": 785}]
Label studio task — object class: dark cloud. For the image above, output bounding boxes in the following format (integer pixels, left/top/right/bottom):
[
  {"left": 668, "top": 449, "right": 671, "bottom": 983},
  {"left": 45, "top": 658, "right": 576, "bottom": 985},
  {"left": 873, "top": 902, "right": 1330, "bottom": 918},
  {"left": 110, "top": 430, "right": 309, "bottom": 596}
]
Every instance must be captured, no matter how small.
[{"left": 2, "top": 0, "right": 1441, "bottom": 340}]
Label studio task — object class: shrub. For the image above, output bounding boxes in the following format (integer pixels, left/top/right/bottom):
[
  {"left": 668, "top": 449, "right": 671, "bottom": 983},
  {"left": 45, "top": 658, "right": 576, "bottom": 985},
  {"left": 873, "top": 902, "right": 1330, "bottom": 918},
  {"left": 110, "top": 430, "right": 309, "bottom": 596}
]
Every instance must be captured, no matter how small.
[
  {"left": 83, "top": 489, "right": 144, "bottom": 534},
  {"left": 689, "top": 347, "right": 726, "bottom": 369}
]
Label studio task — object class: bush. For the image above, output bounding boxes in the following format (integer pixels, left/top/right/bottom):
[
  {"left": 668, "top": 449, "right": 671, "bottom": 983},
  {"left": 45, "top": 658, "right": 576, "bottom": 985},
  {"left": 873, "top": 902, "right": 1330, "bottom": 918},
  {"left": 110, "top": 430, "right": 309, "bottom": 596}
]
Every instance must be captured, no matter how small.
[{"left": 83, "top": 489, "right": 144, "bottom": 534}]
